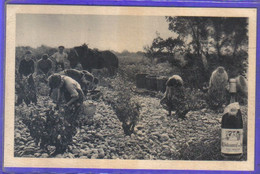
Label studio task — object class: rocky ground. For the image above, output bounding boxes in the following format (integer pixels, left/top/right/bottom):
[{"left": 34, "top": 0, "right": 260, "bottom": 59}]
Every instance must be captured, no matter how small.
[{"left": 14, "top": 85, "right": 248, "bottom": 160}]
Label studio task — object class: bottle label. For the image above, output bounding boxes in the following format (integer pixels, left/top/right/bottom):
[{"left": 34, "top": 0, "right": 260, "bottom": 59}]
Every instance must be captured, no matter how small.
[{"left": 221, "top": 128, "right": 243, "bottom": 154}]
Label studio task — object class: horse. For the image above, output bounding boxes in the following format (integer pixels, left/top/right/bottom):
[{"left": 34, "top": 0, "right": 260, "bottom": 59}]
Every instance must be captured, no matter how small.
[{"left": 68, "top": 44, "right": 118, "bottom": 75}]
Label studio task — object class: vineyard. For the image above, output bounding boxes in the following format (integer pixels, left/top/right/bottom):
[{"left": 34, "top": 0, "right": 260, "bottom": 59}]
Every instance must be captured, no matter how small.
[{"left": 14, "top": 48, "right": 248, "bottom": 160}]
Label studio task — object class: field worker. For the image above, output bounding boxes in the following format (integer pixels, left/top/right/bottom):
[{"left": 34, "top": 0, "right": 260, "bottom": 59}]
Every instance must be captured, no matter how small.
[
  {"left": 18, "top": 50, "right": 35, "bottom": 78},
  {"left": 17, "top": 50, "right": 37, "bottom": 105},
  {"left": 48, "top": 64, "right": 65, "bottom": 100},
  {"left": 207, "top": 66, "right": 229, "bottom": 109},
  {"left": 59, "top": 69, "right": 99, "bottom": 95},
  {"left": 51, "top": 46, "right": 68, "bottom": 71},
  {"left": 160, "top": 75, "right": 188, "bottom": 119},
  {"left": 37, "top": 54, "right": 53, "bottom": 76},
  {"left": 48, "top": 74, "right": 84, "bottom": 110}
]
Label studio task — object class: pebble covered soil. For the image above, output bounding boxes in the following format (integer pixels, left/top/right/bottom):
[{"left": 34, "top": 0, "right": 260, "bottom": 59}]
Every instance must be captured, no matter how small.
[{"left": 14, "top": 87, "right": 248, "bottom": 160}]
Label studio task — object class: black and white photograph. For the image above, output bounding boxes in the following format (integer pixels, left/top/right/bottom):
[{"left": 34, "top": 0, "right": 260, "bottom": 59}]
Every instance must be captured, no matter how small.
[{"left": 4, "top": 5, "right": 256, "bottom": 170}]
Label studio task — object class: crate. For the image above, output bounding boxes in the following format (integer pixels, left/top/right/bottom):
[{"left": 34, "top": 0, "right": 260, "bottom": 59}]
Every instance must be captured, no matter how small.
[
  {"left": 157, "top": 76, "right": 168, "bottom": 93},
  {"left": 146, "top": 75, "right": 157, "bottom": 91},
  {"left": 136, "top": 73, "right": 148, "bottom": 88}
]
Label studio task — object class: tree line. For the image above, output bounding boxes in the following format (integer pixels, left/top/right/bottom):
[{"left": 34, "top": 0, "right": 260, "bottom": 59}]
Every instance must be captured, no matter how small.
[{"left": 144, "top": 17, "right": 248, "bottom": 89}]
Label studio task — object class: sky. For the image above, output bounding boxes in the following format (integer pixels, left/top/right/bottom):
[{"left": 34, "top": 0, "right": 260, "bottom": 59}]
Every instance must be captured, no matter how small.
[{"left": 16, "top": 14, "right": 175, "bottom": 52}]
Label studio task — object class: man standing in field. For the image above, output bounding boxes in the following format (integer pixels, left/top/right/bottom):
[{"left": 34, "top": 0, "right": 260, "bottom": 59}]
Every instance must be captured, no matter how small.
[
  {"left": 18, "top": 50, "right": 35, "bottom": 78},
  {"left": 51, "top": 46, "right": 68, "bottom": 72},
  {"left": 17, "top": 50, "right": 37, "bottom": 105},
  {"left": 37, "top": 54, "right": 53, "bottom": 76}
]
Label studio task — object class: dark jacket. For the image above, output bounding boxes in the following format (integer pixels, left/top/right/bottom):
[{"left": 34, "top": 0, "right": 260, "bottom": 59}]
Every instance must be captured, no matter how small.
[
  {"left": 37, "top": 58, "right": 52, "bottom": 74},
  {"left": 19, "top": 59, "right": 35, "bottom": 77}
]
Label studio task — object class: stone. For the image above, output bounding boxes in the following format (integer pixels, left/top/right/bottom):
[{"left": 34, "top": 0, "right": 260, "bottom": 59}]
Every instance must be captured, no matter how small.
[
  {"left": 72, "top": 148, "right": 80, "bottom": 155},
  {"left": 26, "top": 141, "right": 36, "bottom": 147},
  {"left": 34, "top": 153, "right": 41, "bottom": 157},
  {"left": 92, "top": 149, "right": 99, "bottom": 154},
  {"left": 27, "top": 137, "right": 33, "bottom": 141},
  {"left": 15, "top": 133, "right": 21, "bottom": 139},
  {"left": 201, "top": 108, "right": 207, "bottom": 112},
  {"left": 151, "top": 132, "right": 160, "bottom": 137},
  {"left": 41, "top": 153, "right": 49, "bottom": 158},
  {"left": 20, "top": 137, "right": 27, "bottom": 142},
  {"left": 18, "top": 145, "right": 25, "bottom": 149},
  {"left": 111, "top": 155, "right": 117, "bottom": 159},
  {"left": 160, "top": 133, "right": 169, "bottom": 142},
  {"left": 79, "top": 149, "right": 88, "bottom": 156},
  {"left": 55, "top": 154, "right": 65, "bottom": 158},
  {"left": 66, "top": 153, "right": 75, "bottom": 158},
  {"left": 135, "top": 124, "right": 145, "bottom": 130},
  {"left": 150, "top": 135, "right": 158, "bottom": 141},
  {"left": 136, "top": 130, "right": 143, "bottom": 136},
  {"left": 93, "top": 113, "right": 102, "bottom": 121},
  {"left": 96, "top": 133, "right": 104, "bottom": 140},
  {"left": 109, "top": 147, "right": 116, "bottom": 152},
  {"left": 98, "top": 144, "right": 107, "bottom": 150},
  {"left": 86, "top": 150, "right": 92, "bottom": 158},
  {"left": 137, "top": 136, "right": 145, "bottom": 141},
  {"left": 98, "top": 149, "right": 105, "bottom": 158},
  {"left": 161, "top": 156, "right": 167, "bottom": 160},
  {"left": 91, "top": 154, "right": 99, "bottom": 159},
  {"left": 23, "top": 147, "right": 35, "bottom": 155}
]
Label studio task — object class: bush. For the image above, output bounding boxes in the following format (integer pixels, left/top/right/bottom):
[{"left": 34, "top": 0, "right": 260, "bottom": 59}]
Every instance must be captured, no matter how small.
[
  {"left": 207, "top": 88, "right": 228, "bottom": 110},
  {"left": 34, "top": 74, "right": 50, "bottom": 96},
  {"left": 17, "top": 95, "right": 88, "bottom": 155},
  {"left": 118, "top": 53, "right": 182, "bottom": 83},
  {"left": 184, "top": 88, "right": 208, "bottom": 111},
  {"left": 113, "top": 92, "right": 140, "bottom": 135},
  {"left": 101, "top": 74, "right": 140, "bottom": 135},
  {"left": 22, "top": 106, "right": 77, "bottom": 153}
]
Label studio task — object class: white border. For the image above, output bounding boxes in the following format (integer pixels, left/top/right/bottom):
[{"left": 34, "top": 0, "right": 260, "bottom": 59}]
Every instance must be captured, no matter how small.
[{"left": 4, "top": 5, "right": 257, "bottom": 171}]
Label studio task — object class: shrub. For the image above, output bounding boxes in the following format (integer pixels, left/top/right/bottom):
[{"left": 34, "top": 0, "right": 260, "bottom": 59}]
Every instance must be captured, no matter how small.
[
  {"left": 17, "top": 96, "right": 88, "bottom": 155},
  {"left": 113, "top": 92, "right": 140, "bottom": 136},
  {"left": 118, "top": 52, "right": 182, "bottom": 84},
  {"left": 183, "top": 88, "right": 208, "bottom": 111},
  {"left": 101, "top": 74, "right": 140, "bottom": 136}
]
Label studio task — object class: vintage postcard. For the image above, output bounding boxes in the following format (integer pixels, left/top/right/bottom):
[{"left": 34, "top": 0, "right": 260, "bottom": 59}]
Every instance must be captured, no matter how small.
[{"left": 4, "top": 4, "right": 256, "bottom": 171}]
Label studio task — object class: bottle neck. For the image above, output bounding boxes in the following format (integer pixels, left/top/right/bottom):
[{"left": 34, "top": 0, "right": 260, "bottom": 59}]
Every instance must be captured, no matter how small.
[
  {"left": 229, "top": 79, "right": 237, "bottom": 104},
  {"left": 230, "top": 93, "right": 236, "bottom": 103}
]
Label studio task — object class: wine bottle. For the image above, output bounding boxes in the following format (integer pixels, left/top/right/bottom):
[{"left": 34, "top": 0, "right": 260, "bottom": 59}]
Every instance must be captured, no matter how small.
[{"left": 221, "top": 78, "right": 243, "bottom": 160}]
